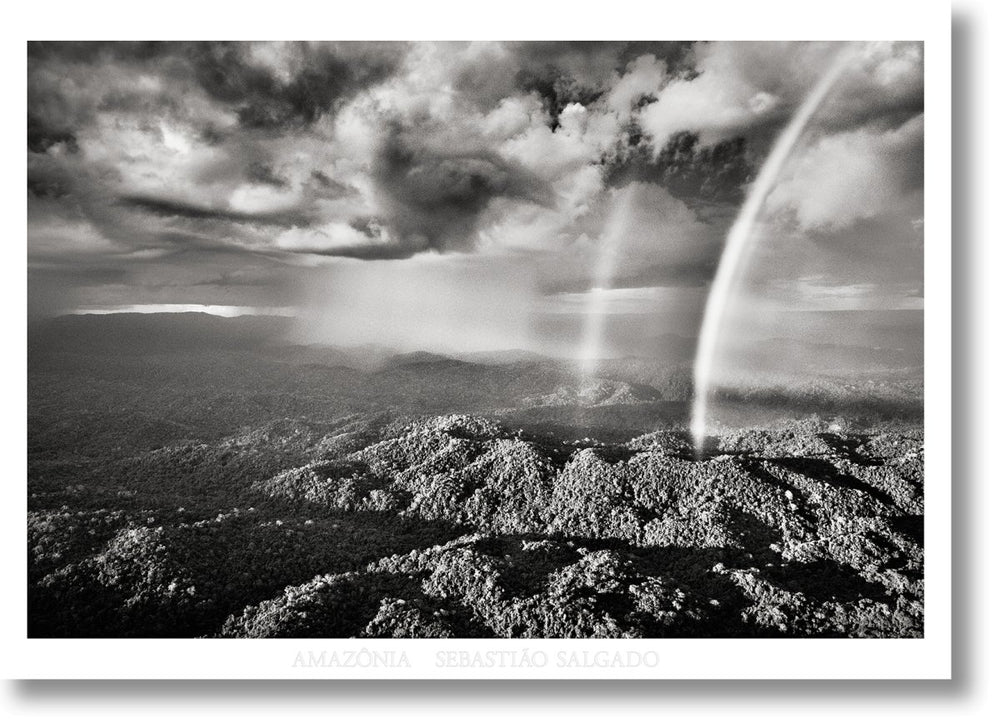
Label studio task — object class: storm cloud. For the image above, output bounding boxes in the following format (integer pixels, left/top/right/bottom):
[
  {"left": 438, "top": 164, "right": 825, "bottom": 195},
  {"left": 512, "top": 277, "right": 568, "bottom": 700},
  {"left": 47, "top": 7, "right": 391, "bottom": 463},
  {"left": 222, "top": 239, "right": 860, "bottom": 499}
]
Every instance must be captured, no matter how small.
[
  {"left": 119, "top": 194, "right": 313, "bottom": 228},
  {"left": 187, "top": 42, "right": 406, "bottom": 131},
  {"left": 28, "top": 41, "right": 924, "bottom": 350},
  {"left": 370, "top": 122, "right": 556, "bottom": 252}
]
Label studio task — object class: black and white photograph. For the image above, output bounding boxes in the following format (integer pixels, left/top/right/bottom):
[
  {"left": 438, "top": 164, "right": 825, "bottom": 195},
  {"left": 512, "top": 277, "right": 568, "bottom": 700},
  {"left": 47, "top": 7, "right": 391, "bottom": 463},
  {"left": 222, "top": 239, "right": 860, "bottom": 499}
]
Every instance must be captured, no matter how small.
[
  {"left": 25, "top": 38, "right": 931, "bottom": 645},
  {"left": 11, "top": 0, "right": 1000, "bottom": 722}
]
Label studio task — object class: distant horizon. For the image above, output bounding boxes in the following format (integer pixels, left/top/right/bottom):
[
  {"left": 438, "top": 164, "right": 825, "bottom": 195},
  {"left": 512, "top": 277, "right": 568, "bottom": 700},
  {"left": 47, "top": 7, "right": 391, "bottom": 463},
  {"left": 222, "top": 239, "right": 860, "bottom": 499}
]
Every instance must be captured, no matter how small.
[
  {"left": 55, "top": 302, "right": 924, "bottom": 318},
  {"left": 31, "top": 306, "right": 924, "bottom": 381},
  {"left": 66, "top": 304, "right": 298, "bottom": 318}
]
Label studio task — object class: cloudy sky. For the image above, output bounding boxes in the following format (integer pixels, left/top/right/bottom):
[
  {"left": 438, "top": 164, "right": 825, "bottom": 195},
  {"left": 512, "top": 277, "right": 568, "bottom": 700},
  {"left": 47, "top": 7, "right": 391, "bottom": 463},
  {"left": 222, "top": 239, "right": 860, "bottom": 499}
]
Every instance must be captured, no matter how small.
[{"left": 27, "top": 41, "right": 923, "bottom": 358}]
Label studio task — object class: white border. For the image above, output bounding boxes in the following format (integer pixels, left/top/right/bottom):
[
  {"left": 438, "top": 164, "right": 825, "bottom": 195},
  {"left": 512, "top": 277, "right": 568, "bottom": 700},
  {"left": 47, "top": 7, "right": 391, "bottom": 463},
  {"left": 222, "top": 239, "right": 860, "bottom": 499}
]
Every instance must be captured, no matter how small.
[{"left": 5, "top": 0, "right": 952, "bottom": 680}]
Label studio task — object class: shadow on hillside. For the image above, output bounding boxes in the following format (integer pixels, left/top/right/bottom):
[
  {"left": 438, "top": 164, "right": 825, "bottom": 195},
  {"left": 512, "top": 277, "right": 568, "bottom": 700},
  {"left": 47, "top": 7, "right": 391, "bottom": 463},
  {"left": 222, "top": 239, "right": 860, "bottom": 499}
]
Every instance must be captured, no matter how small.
[
  {"left": 772, "top": 456, "right": 900, "bottom": 510},
  {"left": 29, "top": 498, "right": 897, "bottom": 638},
  {"left": 28, "top": 507, "right": 470, "bottom": 639}
]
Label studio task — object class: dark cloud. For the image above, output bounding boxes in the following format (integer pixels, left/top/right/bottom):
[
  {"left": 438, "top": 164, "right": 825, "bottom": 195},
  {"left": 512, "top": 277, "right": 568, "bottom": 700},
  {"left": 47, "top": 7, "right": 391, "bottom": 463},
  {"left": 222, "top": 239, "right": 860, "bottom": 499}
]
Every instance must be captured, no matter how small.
[
  {"left": 28, "top": 41, "right": 408, "bottom": 139},
  {"left": 349, "top": 217, "right": 386, "bottom": 237},
  {"left": 27, "top": 176, "right": 70, "bottom": 199},
  {"left": 199, "top": 124, "right": 228, "bottom": 146},
  {"left": 516, "top": 68, "right": 603, "bottom": 131},
  {"left": 189, "top": 42, "right": 405, "bottom": 131},
  {"left": 310, "top": 170, "right": 356, "bottom": 198},
  {"left": 27, "top": 161, "right": 73, "bottom": 198},
  {"left": 27, "top": 41, "right": 180, "bottom": 64},
  {"left": 278, "top": 242, "right": 419, "bottom": 261},
  {"left": 27, "top": 113, "right": 79, "bottom": 154},
  {"left": 118, "top": 194, "right": 312, "bottom": 228},
  {"left": 27, "top": 42, "right": 183, "bottom": 152},
  {"left": 603, "top": 129, "right": 754, "bottom": 206},
  {"left": 617, "top": 41, "right": 697, "bottom": 71},
  {"left": 95, "top": 88, "right": 181, "bottom": 116},
  {"left": 278, "top": 216, "right": 418, "bottom": 260},
  {"left": 820, "top": 45, "right": 925, "bottom": 136},
  {"left": 508, "top": 41, "right": 693, "bottom": 82},
  {"left": 148, "top": 231, "right": 264, "bottom": 258},
  {"left": 453, "top": 41, "right": 693, "bottom": 113},
  {"left": 246, "top": 161, "right": 289, "bottom": 188},
  {"left": 825, "top": 93, "right": 924, "bottom": 136},
  {"left": 371, "top": 123, "right": 555, "bottom": 252}
]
